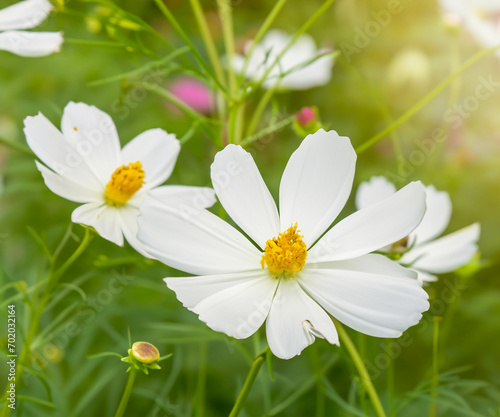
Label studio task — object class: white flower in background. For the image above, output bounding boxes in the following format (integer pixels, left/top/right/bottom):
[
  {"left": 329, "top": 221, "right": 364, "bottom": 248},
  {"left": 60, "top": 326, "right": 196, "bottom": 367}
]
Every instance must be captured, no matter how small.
[
  {"left": 24, "top": 101, "right": 215, "bottom": 256},
  {"left": 0, "top": 0, "right": 63, "bottom": 57},
  {"left": 356, "top": 176, "right": 480, "bottom": 283},
  {"left": 439, "top": 0, "right": 500, "bottom": 55},
  {"left": 231, "top": 29, "right": 334, "bottom": 90},
  {"left": 138, "top": 129, "right": 429, "bottom": 360}
]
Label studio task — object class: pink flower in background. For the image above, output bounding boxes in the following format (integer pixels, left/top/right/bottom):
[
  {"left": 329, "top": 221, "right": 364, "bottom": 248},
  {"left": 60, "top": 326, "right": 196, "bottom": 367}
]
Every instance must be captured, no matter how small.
[{"left": 169, "top": 77, "right": 214, "bottom": 115}]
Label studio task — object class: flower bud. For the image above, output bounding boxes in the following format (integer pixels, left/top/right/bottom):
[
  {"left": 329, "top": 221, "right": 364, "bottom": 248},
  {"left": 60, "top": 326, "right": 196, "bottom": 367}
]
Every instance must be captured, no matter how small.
[
  {"left": 121, "top": 341, "right": 163, "bottom": 374},
  {"left": 292, "top": 106, "right": 322, "bottom": 137},
  {"left": 295, "top": 107, "right": 317, "bottom": 127},
  {"left": 131, "top": 342, "right": 159, "bottom": 364},
  {"left": 442, "top": 12, "right": 464, "bottom": 33}
]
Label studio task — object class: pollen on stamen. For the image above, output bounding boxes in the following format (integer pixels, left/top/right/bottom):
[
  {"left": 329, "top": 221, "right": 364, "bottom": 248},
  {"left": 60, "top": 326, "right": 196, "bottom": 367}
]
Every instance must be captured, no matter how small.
[
  {"left": 104, "top": 161, "right": 145, "bottom": 207},
  {"left": 261, "top": 223, "right": 307, "bottom": 277}
]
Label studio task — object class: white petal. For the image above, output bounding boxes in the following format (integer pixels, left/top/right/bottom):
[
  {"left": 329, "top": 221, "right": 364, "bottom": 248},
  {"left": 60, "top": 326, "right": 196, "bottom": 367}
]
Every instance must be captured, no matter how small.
[
  {"left": 300, "top": 255, "right": 429, "bottom": 338},
  {"left": 355, "top": 176, "right": 397, "bottom": 210},
  {"left": 0, "top": 0, "right": 52, "bottom": 31},
  {"left": 413, "top": 269, "right": 438, "bottom": 283},
  {"left": 279, "top": 129, "right": 356, "bottom": 246},
  {"left": 137, "top": 193, "right": 262, "bottom": 275},
  {"left": 35, "top": 161, "right": 102, "bottom": 203},
  {"left": 167, "top": 270, "right": 278, "bottom": 339},
  {"left": 121, "top": 129, "right": 180, "bottom": 188},
  {"left": 71, "top": 202, "right": 124, "bottom": 246},
  {"left": 60, "top": 102, "right": 121, "bottom": 184},
  {"left": 410, "top": 185, "right": 452, "bottom": 245},
  {"left": 309, "top": 181, "right": 426, "bottom": 262},
  {"left": 266, "top": 279, "right": 338, "bottom": 360},
  {"left": 146, "top": 185, "right": 216, "bottom": 209},
  {"left": 211, "top": 144, "right": 279, "bottom": 248},
  {"left": 0, "top": 30, "right": 62, "bottom": 57},
  {"left": 116, "top": 205, "right": 150, "bottom": 257},
  {"left": 24, "top": 112, "right": 103, "bottom": 190},
  {"left": 279, "top": 41, "right": 334, "bottom": 90},
  {"left": 400, "top": 223, "right": 480, "bottom": 274}
]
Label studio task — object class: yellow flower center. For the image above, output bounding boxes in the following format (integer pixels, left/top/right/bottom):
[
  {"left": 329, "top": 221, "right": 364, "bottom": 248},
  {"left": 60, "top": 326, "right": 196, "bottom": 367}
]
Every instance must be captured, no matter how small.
[
  {"left": 104, "top": 161, "right": 145, "bottom": 207},
  {"left": 261, "top": 223, "right": 307, "bottom": 277}
]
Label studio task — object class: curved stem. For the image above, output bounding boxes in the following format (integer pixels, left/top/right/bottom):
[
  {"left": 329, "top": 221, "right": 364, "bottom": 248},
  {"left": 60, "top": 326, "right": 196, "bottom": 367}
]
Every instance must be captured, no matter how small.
[
  {"left": 189, "top": 0, "right": 226, "bottom": 88},
  {"left": 429, "top": 316, "right": 441, "bottom": 417},
  {"left": 1, "top": 228, "right": 92, "bottom": 417},
  {"left": 356, "top": 43, "right": 500, "bottom": 154},
  {"left": 229, "top": 347, "right": 268, "bottom": 417},
  {"left": 248, "top": 0, "right": 335, "bottom": 96},
  {"left": 50, "top": 227, "right": 92, "bottom": 289},
  {"left": 335, "top": 321, "right": 387, "bottom": 417},
  {"left": 114, "top": 369, "right": 137, "bottom": 417},
  {"left": 0, "top": 137, "right": 33, "bottom": 156},
  {"left": 238, "top": 0, "right": 288, "bottom": 85},
  {"left": 245, "top": 86, "right": 277, "bottom": 138}
]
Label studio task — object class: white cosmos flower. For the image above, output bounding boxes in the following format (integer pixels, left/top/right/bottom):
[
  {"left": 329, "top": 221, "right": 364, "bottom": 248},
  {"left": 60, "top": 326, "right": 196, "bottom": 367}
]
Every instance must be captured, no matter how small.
[
  {"left": 0, "top": 0, "right": 63, "bottom": 57},
  {"left": 231, "top": 29, "right": 334, "bottom": 90},
  {"left": 24, "top": 101, "right": 216, "bottom": 256},
  {"left": 138, "top": 129, "right": 430, "bottom": 360},
  {"left": 439, "top": 0, "right": 500, "bottom": 55},
  {"left": 356, "top": 176, "right": 480, "bottom": 283}
]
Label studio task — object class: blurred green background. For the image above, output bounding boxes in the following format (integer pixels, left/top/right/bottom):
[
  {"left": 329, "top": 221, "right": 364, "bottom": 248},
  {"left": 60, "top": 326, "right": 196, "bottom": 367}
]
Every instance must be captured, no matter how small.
[{"left": 1, "top": 0, "right": 499, "bottom": 416}]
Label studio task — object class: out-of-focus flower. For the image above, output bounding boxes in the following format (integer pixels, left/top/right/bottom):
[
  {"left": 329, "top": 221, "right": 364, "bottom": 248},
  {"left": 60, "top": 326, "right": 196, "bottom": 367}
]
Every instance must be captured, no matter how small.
[
  {"left": 356, "top": 176, "right": 480, "bottom": 282},
  {"left": 169, "top": 77, "right": 214, "bottom": 115},
  {"left": 231, "top": 29, "right": 334, "bottom": 90},
  {"left": 439, "top": 0, "right": 500, "bottom": 54},
  {"left": 385, "top": 47, "right": 431, "bottom": 94},
  {"left": 24, "top": 101, "right": 216, "bottom": 256},
  {"left": 138, "top": 129, "right": 429, "bottom": 360},
  {"left": 0, "top": 0, "right": 63, "bottom": 57}
]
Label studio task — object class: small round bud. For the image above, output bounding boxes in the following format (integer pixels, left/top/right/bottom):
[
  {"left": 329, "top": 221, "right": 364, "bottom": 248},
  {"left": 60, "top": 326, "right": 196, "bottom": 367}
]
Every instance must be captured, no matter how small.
[
  {"left": 442, "top": 12, "right": 464, "bottom": 32},
  {"left": 292, "top": 106, "right": 322, "bottom": 137},
  {"left": 295, "top": 107, "right": 317, "bottom": 127},
  {"left": 131, "top": 342, "right": 160, "bottom": 364}
]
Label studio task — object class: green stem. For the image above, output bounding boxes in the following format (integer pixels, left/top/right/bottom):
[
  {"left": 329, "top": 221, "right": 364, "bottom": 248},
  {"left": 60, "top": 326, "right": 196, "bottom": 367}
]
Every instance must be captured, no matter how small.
[
  {"left": 240, "top": 115, "right": 294, "bottom": 147},
  {"left": 1, "top": 228, "right": 92, "bottom": 416},
  {"left": 386, "top": 339, "right": 395, "bottom": 416},
  {"left": 133, "top": 81, "right": 209, "bottom": 124},
  {"left": 195, "top": 342, "right": 207, "bottom": 417},
  {"left": 429, "top": 316, "right": 441, "bottom": 417},
  {"left": 238, "top": 0, "right": 288, "bottom": 84},
  {"left": 245, "top": 85, "right": 277, "bottom": 138},
  {"left": 114, "top": 369, "right": 137, "bottom": 417},
  {"left": 0, "top": 137, "right": 33, "bottom": 156},
  {"left": 50, "top": 227, "right": 92, "bottom": 290},
  {"left": 229, "top": 347, "right": 268, "bottom": 417},
  {"left": 189, "top": 0, "right": 226, "bottom": 88},
  {"left": 249, "top": 0, "right": 335, "bottom": 95},
  {"left": 335, "top": 321, "right": 387, "bottom": 417},
  {"left": 153, "top": 0, "right": 226, "bottom": 94},
  {"left": 217, "top": 0, "right": 239, "bottom": 144},
  {"left": 217, "top": 0, "right": 237, "bottom": 95},
  {"left": 356, "top": 44, "right": 500, "bottom": 154}
]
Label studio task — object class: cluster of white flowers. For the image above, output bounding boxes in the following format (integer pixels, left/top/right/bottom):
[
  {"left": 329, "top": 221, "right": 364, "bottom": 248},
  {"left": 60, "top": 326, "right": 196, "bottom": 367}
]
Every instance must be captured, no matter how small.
[
  {"left": 26, "top": 103, "right": 480, "bottom": 359},
  {"left": 0, "top": 0, "right": 62, "bottom": 57},
  {"left": 21, "top": 10, "right": 480, "bottom": 360}
]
